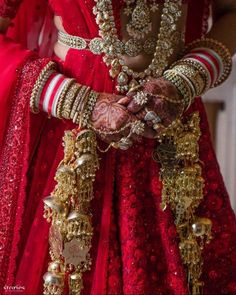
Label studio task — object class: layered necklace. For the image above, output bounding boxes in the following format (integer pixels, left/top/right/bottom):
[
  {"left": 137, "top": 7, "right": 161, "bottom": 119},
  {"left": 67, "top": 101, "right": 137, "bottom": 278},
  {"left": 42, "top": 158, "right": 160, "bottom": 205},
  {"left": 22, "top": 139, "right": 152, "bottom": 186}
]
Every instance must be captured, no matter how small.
[{"left": 93, "top": 0, "right": 182, "bottom": 93}]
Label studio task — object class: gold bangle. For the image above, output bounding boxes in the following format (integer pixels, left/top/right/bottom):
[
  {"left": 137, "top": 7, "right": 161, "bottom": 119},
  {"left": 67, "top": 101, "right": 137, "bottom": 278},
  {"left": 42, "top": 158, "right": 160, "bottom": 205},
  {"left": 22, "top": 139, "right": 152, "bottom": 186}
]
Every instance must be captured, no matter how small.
[
  {"left": 30, "top": 61, "right": 57, "bottom": 113},
  {"left": 172, "top": 65, "right": 206, "bottom": 96},
  {"left": 79, "top": 90, "right": 99, "bottom": 127},
  {"left": 172, "top": 59, "right": 210, "bottom": 92},
  {"left": 56, "top": 79, "right": 75, "bottom": 119},
  {"left": 185, "top": 38, "right": 232, "bottom": 86},
  {"left": 163, "top": 70, "right": 192, "bottom": 107},
  {"left": 61, "top": 83, "right": 81, "bottom": 119},
  {"left": 70, "top": 86, "right": 90, "bottom": 122}
]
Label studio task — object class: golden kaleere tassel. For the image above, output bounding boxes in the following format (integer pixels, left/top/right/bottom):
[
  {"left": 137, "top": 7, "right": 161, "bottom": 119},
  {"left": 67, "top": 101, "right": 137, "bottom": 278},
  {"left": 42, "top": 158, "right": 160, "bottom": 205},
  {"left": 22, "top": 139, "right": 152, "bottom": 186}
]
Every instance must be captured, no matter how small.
[
  {"left": 153, "top": 112, "right": 212, "bottom": 295},
  {"left": 43, "top": 129, "right": 99, "bottom": 295}
]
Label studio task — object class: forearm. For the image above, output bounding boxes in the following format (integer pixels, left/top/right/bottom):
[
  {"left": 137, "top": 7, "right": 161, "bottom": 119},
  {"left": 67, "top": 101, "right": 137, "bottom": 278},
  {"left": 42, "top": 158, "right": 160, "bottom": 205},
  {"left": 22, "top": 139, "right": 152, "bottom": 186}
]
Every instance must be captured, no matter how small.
[
  {"left": 207, "top": 9, "right": 236, "bottom": 55},
  {"left": 161, "top": 3, "right": 236, "bottom": 110},
  {"left": 28, "top": 59, "right": 99, "bottom": 128}
]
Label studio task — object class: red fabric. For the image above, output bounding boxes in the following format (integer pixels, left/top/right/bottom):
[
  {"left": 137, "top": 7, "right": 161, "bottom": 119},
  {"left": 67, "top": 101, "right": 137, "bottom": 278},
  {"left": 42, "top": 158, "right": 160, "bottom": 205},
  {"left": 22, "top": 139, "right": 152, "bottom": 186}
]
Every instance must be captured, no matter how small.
[
  {"left": 48, "top": 75, "right": 64, "bottom": 115},
  {"left": 0, "top": 51, "right": 51, "bottom": 290},
  {"left": 185, "top": 53, "right": 215, "bottom": 84},
  {"left": 0, "top": 1, "right": 236, "bottom": 295},
  {"left": 0, "top": 35, "right": 32, "bottom": 153},
  {"left": 39, "top": 72, "right": 57, "bottom": 111},
  {"left": 0, "top": 0, "right": 22, "bottom": 18},
  {"left": 191, "top": 49, "right": 221, "bottom": 79}
]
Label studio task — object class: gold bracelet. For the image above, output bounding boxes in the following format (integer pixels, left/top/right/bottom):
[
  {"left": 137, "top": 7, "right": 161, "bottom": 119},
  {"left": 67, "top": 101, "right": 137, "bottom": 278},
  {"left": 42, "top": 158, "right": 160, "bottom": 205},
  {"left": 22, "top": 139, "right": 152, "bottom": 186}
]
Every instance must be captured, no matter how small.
[
  {"left": 56, "top": 79, "right": 75, "bottom": 119},
  {"left": 163, "top": 70, "right": 193, "bottom": 107},
  {"left": 79, "top": 91, "right": 99, "bottom": 127},
  {"left": 61, "top": 83, "right": 81, "bottom": 120},
  {"left": 172, "top": 64, "right": 206, "bottom": 96},
  {"left": 172, "top": 59, "right": 211, "bottom": 92},
  {"left": 30, "top": 61, "right": 57, "bottom": 113},
  {"left": 73, "top": 88, "right": 91, "bottom": 125},
  {"left": 70, "top": 86, "right": 90, "bottom": 122}
]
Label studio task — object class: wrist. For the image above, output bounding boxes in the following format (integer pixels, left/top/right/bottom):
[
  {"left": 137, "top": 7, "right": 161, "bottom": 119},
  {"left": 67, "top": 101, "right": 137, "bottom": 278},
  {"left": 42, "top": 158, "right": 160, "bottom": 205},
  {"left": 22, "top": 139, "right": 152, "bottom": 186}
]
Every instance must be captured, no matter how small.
[
  {"left": 163, "top": 38, "right": 232, "bottom": 110},
  {"left": 30, "top": 63, "right": 98, "bottom": 127}
]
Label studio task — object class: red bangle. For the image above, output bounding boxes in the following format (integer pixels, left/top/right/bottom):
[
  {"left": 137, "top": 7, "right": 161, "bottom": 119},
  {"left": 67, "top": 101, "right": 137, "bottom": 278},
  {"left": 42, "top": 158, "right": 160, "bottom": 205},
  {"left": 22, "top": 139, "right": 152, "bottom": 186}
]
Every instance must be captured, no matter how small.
[
  {"left": 39, "top": 72, "right": 57, "bottom": 111},
  {"left": 190, "top": 49, "right": 221, "bottom": 80},
  {"left": 185, "top": 53, "right": 215, "bottom": 86},
  {"left": 48, "top": 75, "right": 65, "bottom": 116}
]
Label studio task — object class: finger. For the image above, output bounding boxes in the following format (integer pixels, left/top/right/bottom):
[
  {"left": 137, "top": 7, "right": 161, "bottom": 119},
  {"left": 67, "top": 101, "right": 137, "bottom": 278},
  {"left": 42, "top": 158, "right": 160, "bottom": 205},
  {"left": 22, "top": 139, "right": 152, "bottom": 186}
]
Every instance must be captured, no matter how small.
[
  {"left": 142, "top": 125, "right": 157, "bottom": 139},
  {"left": 152, "top": 123, "right": 166, "bottom": 134},
  {"left": 127, "top": 99, "right": 145, "bottom": 114},
  {"left": 135, "top": 109, "right": 146, "bottom": 121},
  {"left": 117, "top": 96, "right": 133, "bottom": 106}
]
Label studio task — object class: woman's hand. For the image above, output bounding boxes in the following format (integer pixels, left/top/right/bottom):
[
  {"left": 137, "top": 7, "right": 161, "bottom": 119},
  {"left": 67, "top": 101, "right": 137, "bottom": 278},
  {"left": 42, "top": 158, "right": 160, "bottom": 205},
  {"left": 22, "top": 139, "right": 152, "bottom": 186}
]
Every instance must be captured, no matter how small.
[
  {"left": 120, "top": 77, "right": 184, "bottom": 136},
  {"left": 90, "top": 92, "right": 139, "bottom": 144},
  {"left": 136, "top": 97, "right": 183, "bottom": 129},
  {"left": 91, "top": 93, "right": 134, "bottom": 132},
  {"left": 126, "top": 77, "right": 183, "bottom": 114}
]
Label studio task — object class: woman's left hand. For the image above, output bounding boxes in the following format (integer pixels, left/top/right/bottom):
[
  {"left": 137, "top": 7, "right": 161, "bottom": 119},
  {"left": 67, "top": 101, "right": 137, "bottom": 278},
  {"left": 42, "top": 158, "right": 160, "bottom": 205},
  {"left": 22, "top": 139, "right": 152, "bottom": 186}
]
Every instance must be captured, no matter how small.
[{"left": 119, "top": 77, "right": 184, "bottom": 137}]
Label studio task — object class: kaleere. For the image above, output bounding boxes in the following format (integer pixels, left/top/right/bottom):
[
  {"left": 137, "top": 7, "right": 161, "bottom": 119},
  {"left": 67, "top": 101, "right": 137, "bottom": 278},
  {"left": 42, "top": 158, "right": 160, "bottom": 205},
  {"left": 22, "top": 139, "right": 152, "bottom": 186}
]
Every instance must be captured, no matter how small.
[{"left": 43, "top": 129, "right": 99, "bottom": 295}]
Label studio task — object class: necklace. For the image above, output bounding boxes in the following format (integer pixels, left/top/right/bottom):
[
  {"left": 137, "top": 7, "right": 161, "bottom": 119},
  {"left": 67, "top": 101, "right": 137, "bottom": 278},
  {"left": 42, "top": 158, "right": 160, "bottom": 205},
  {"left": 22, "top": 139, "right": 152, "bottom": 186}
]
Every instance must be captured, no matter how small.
[
  {"left": 93, "top": 0, "right": 182, "bottom": 93},
  {"left": 126, "top": 0, "right": 155, "bottom": 39}
]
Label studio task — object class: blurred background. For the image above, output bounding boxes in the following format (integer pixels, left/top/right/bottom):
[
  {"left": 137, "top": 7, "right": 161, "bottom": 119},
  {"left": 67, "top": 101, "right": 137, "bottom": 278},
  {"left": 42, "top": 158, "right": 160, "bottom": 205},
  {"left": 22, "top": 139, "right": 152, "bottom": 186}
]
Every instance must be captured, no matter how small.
[{"left": 203, "top": 56, "right": 236, "bottom": 212}]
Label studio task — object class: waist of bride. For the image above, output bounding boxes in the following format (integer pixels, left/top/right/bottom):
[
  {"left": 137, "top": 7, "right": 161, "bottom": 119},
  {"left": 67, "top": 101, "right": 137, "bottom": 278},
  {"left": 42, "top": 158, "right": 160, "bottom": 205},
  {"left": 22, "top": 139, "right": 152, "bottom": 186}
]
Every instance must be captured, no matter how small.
[{"left": 57, "top": 30, "right": 157, "bottom": 57}]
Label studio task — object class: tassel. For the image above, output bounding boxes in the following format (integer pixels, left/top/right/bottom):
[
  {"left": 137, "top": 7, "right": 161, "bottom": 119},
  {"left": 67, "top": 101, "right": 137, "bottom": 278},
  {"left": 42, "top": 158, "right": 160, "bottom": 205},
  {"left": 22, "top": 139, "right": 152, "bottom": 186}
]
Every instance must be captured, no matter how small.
[
  {"left": 154, "top": 113, "right": 212, "bottom": 295},
  {"left": 43, "top": 129, "right": 99, "bottom": 295}
]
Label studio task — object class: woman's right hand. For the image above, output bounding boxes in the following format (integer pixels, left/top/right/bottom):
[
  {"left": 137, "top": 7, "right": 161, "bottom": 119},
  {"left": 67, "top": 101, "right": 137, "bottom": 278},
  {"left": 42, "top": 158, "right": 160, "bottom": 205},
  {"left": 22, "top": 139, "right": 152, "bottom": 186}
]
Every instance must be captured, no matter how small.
[
  {"left": 90, "top": 92, "right": 137, "bottom": 143},
  {"left": 90, "top": 92, "right": 158, "bottom": 147}
]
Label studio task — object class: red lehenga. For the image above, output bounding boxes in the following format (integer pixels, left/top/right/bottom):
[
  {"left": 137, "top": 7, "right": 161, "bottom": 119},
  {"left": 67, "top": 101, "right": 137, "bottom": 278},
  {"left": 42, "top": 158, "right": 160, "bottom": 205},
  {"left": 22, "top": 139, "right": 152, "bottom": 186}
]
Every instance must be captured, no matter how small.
[{"left": 0, "top": 0, "right": 236, "bottom": 294}]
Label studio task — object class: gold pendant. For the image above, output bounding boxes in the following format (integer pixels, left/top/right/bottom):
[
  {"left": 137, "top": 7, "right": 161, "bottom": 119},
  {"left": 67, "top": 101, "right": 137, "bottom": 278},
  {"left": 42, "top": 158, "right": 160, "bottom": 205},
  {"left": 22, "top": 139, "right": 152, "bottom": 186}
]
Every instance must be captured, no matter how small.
[{"left": 126, "top": 0, "right": 152, "bottom": 39}]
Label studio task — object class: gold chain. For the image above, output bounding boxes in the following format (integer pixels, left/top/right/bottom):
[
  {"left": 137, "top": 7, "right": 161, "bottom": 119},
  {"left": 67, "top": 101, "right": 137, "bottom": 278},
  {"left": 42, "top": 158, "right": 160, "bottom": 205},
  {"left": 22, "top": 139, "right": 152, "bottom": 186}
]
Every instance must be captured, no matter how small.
[{"left": 93, "top": 0, "right": 182, "bottom": 93}]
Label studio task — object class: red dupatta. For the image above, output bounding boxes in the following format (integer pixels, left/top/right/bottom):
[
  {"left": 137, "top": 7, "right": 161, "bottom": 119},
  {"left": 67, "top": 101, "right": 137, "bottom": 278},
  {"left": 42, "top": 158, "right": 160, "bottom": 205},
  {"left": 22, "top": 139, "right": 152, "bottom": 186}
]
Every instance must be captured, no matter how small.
[{"left": 0, "top": 0, "right": 56, "bottom": 288}]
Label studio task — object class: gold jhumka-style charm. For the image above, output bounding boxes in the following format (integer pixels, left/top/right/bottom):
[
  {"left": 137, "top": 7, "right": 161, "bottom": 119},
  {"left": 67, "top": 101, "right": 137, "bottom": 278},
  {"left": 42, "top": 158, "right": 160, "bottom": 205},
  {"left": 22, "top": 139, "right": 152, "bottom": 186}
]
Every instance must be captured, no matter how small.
[
  {"left": 153, "top": 112, "right": 212, "bottom": 295},
  {"left": 43, "top": 129, "right": 99, "bottom": 295}
]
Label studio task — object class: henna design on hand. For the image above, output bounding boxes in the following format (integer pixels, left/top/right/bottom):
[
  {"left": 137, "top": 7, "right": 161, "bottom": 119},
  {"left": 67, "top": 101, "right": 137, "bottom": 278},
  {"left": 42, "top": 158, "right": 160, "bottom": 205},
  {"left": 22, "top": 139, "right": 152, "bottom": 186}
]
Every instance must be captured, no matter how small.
[
  {"left": 127, "top": 77, "right": 184, "bottom": 128},
  {"left": 91, "top": 93, "right": 132, "bottom": 131}
]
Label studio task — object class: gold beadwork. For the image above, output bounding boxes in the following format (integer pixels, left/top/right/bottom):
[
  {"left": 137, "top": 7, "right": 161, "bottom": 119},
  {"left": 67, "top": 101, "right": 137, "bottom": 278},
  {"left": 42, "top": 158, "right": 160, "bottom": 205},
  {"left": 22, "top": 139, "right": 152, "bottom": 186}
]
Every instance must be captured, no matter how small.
[
  {"left": 30, "top": 61, "right": 57, "bottom": 113},
  {"left": 58, "top": 30, "right": 157, "bottom": 57},
  {"left": 126, "top": 0, "right": 153, "bottom": 40},
  {"left": 93, "top": 0, "right": 182, "bottom": 93}
]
